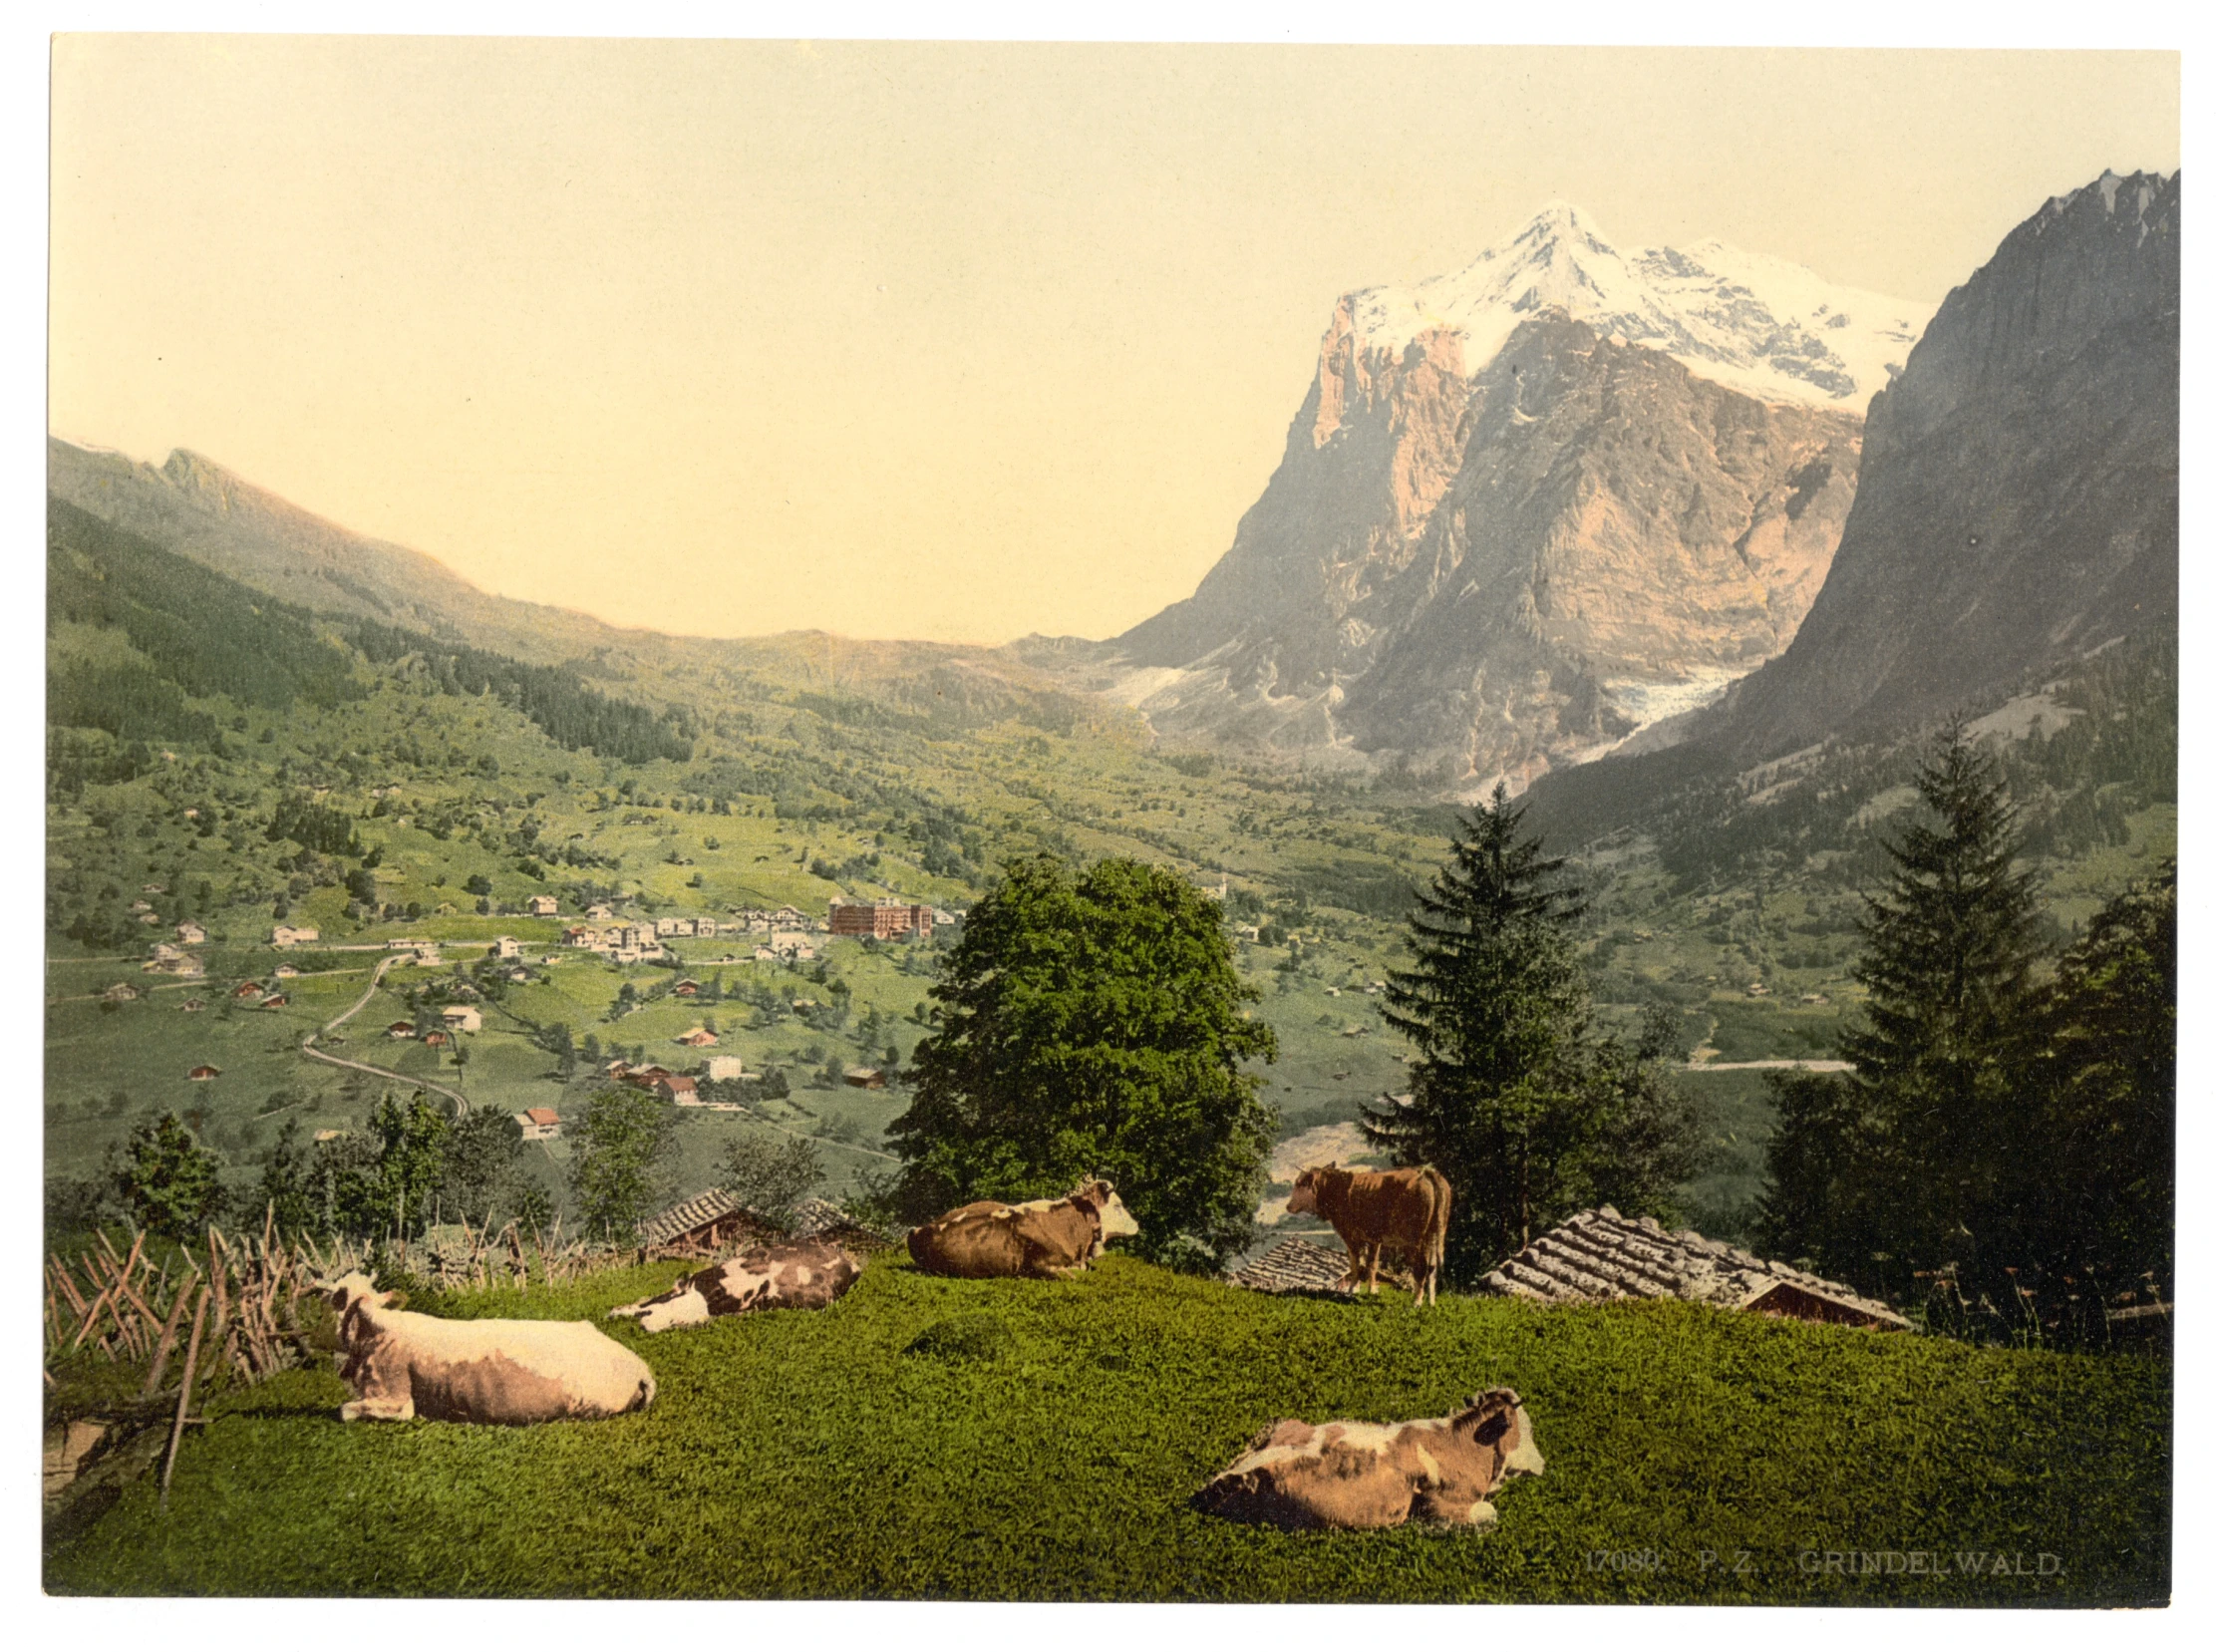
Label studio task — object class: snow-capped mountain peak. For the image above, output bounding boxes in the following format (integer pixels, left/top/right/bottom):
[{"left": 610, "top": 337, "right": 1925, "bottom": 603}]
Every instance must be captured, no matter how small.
[{"left": 1343, "top": 202, "right": 1934, "bottom": 412}]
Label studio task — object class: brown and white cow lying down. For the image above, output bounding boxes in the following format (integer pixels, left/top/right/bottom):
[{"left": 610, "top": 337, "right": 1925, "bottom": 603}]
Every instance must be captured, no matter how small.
[
  {"left": 1287, "top": 1162, "right": 1452, "bottom": 1306},
  {"left": 324, "top": 1272, "right": 656, "bottom": 1425},
  {"left": 608, "top": 1239, "right": 861, "bottom": 1333},
  {"left": 1192, "top": 1389, "right": 1544, "bottom": 1531},
  {"left": 907, "top": 1178, "right": 1139, "bottom": 1279}
]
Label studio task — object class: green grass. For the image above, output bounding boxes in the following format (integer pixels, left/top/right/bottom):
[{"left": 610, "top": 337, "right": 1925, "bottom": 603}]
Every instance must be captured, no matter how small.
[{"left": 45, "top": 1256, "right": 2169, "bottom": 1602}]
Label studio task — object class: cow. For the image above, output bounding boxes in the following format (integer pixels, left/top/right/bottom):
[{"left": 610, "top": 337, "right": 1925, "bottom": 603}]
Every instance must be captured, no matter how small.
[
  {"left": 608, "top": 1239, "right": 861, "bottom": 1332},
  {"left": 907, "top": 1178, "right": 1139, "bottom": 1279},
  {"left": 322, "top": 1272, "right": 655, "bottom": 1425},
  {"left": 1286, "top": 1162, "right": 1451, "bottom": 1305},
  {"left": 1192, "top": 1389, "right": 1543, "bottom": 1531}
]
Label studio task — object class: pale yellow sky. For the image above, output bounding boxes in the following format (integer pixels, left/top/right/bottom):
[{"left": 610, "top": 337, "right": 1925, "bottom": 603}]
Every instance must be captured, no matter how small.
[{"left": 49, "top": 39, "right": 2179, "bottom": 647}]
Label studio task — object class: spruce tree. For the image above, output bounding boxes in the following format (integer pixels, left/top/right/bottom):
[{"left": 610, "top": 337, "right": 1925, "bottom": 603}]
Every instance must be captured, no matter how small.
[
  {"left": 1368, "top": 784, "right": 1701, "bottom": 1280},
  {"left": 1763, "top": 723, "right": 2043, "bottom": 1282}
]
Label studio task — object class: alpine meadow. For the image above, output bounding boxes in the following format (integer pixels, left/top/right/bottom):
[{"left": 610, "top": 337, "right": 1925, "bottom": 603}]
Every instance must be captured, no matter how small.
[{"left": 40, "top": 39, "right": 2176, "bottom": 1609}]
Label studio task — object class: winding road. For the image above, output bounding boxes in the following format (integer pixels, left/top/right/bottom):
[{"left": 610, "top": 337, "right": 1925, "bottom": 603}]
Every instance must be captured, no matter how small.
[{"left": 300, "top": 954, "right": 472, "bottom": 1116}]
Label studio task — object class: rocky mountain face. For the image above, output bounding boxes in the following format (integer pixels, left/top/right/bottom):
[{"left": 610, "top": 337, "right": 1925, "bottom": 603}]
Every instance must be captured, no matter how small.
[
  {"left": 1691, "top": 170, "right": 2180, "bottom": 762},
  {"left": 1107, "top": 203, "right": 1932, "bottom": 791}
]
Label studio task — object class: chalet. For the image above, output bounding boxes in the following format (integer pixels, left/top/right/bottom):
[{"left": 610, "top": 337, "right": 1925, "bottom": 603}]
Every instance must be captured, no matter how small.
[
  {"left": 515, "top": 1108, "right": 562, "bottom": 1142},
  {"left": 753, "top": 947, "right": 777, "bottom": 962},
  {"left": 604, "top": 1060, "right": 632, "bottom": 1080},
  {"left": 528, "top": 894, "right": 560, "bottom": 917},
  {"left": 261, "top": 993, "right": 290, "bottom": 1009},
  {"left": 1475, "top": 1206, "right": 1911, "bottom": 1331},
  {"left": 586, "top": 903, "right": 614, "bottom": 920},
  {"left": 655, "top": 917, "right": 688, "bottom": 938},
  {"left": 440, "top": 1006, "right": 482, "bottom": 1033},
  {"left": 564, "top": 926, "right": 602, "bottom": 949},
  {"left": 673, "top": 979, "right": 702, "bottom": 996},
  {"left": 175, "top": 922, "right": 206, "bottom": 945},
  {"left": 693, "top": 917, "right": 718, "bottom": 938},
  {"left": 130, "top": 900, "right": 152, "bottom": 913},
  {"left": 387, "top": 1021, "right": 416, "bottom": 1039},
  {"left": 177, "top": 999, "right": 204, "bottom": 1013},
  {"left": 503, "top": 965, "right": 532, "bottom": 982},
  {"left": 492, "top": 936, "right": 522, "bottom": 959},
  {"left": 705, "top": 1056, "right": 745, "bottom": 1083},
  {"left": 842, "top": 1068, "right": 887, "bottom": 1090},
  {"left": 656, "top": 1075, "right": 700, "bottom": 1105},
  {"left": 140, "top": 912, "right": 160, "bottom": 925},
  {"left": 143, "top": 883, "right": 166, "bottom": 895},
  {"left": 187, "top": 1065, "right": 220, "bottom": 1081},
  {"left": 674, "top": 1028, "right": 718, "bottom": 1048},
  {"left": 271, "top": 925, "right": 319, "bottom": 948},
  {"left": 423, "top": 1031, "right": 450, "bottom": 1048},
  {"left": 273, "top": 964, "right": 300, "bottom": 979},
  {"left": 100, "top": 982, "right": 140, "bottom": 1003}
]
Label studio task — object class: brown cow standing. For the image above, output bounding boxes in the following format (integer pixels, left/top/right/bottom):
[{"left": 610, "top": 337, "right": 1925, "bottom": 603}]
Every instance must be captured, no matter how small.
[
  {"left": 1286, "top": 1163, "right": 1451, "bottom": 1305},
  {"left": 1192, "top": 1388, "right": 1544, "bottom": 1530},
  {"left": 907, "top": 1178, "right": 1139, "bottom": 1279}
]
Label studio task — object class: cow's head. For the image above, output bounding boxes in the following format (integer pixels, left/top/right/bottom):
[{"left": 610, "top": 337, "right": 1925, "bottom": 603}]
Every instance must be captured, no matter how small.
[
  {"left": 1461, "top": 1389, "right": 1545, "bottom": 1479},
  {"left": 1285, "top": 1163, "right": 1337, "bottom": 1215},
  {"left": 1071, "top": 1177, "right": 1141, "bottom": 1241}
]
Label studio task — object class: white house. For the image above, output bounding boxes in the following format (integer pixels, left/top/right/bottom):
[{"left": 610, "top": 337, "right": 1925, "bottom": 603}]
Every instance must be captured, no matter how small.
[
  {"left": 527, "top": 894, "right": 559, "bottom": 916},
  {"left": 514, "top": 1108, "right": 561, "bottom": 1142},
  {"left": 705, "top": 1056, "right": 745, "bottom": 1083},
  {"left": 492, "top": 935, "right": 522, "bottom": 959},
  {"left": 271, "top": 924, "right": 319, "bottom": 948},
  {"left": 440, "top": 1005, "right": 482, "bottom": 1032}
]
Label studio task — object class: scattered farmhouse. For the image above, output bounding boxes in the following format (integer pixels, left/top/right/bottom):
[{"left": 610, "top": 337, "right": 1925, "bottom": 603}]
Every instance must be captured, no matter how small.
[
  {"left": 492, "top": 936, "right": 522, "bottom": 959},
  {"left": 271, "top": 925, "right": 319, "bottom": 948},
  {"left": 102, "top": 983, "right": 140, "bottom": 1003},
  {"left": 440, "top": 1006, "right": 482, "bottom": 1033},
  {"left": 528, "top": 894, "right": 560, "bottom": 916},
  {"left": 674, "top": 1028, "right": 718, "bottom": 1048},
  {"left": 828, "top": 900, "right": 934, "bottom": 941},
  {"left": 656, "top": 1075, "right": 699, "bottom": 1105},
  {"left": 586, "top": 903, "right": 614, "bottom": 920},
  {"left": 273, "top": 964, "right": 299, "bottom": 979},
  {"left": 842, "top": 1068, "right": 887, "bottom": 1090},
  {"left": 705, "top": 1056, "right": 745, "bottom": 1083},
  {"left": 261, "top": 993, "right": 289, "bottom": 1009},
  {"left": 423, "top": 1031, "right": 449, "bottom": 1048},
  {"left": 175, "top": 921, "right": 206, "bottom": 945},
  {"left": 186, "top": 1065, "right": 221, "bottom": 1082},
  {"left": 673, "top": 979, "right": 702, "bottom": 997},
  {"left": 387, "top": 1021, "right": 416, "bottom": 1039},
  {"left": 1477, "top": 1206, "right": 1910, "bottom": 1331},
  {"left": 514, "top": 1108, "right": 561, "bottom": 1142},
  {"left": 177, "top": 999, "right": 203, "bottom": 1013}
]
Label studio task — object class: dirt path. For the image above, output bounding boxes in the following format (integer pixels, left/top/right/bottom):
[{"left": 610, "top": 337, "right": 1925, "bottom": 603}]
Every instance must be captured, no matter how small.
[{"left": 300, "top": 955, "right": 471, "bottom": 1115}]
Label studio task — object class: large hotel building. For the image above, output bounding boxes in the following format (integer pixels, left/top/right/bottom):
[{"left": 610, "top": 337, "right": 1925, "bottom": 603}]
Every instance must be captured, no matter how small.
[{"left": 827, "top": 899, "right": 934, "bottom": 940}]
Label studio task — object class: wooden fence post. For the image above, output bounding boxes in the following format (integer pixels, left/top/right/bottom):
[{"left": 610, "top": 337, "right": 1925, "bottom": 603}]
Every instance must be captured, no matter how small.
[{"left": 158, "top": 1285, "right": 209, "bottom": 1511}]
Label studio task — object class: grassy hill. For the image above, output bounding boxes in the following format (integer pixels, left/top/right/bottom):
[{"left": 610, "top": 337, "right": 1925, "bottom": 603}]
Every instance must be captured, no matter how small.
[{"left": 43, "top": 1254, "right": 2169, "bottom": 1602}]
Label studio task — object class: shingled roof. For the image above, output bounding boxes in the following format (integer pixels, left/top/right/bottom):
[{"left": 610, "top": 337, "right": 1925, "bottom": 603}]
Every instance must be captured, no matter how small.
[
  {"left": 637, "top": 1189, "right": 899, "bottom": 1256},
  {"left": 1227, "top": 1237, "right": 1356, "bottom": 1295},
  {"left": 1477, "top": 1205, "right": 1910, "bottom": 1331},
  {"left": 639, "top": 1187, "right": 746, "bottom": 1249}
]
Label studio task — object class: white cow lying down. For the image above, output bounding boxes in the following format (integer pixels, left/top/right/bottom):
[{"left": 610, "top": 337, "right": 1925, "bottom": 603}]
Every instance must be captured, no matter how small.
[{"left": 324, "top": 1271, "right": 656, "bottom": 1425}]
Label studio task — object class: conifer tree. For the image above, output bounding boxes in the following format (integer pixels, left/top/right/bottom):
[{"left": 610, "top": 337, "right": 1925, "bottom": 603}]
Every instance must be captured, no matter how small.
[
  {"left": 1762, "top": 723, "right": 2043, "bottom": 1280},
  {"left": 1368, "top": 784, "right": 1703, "bottom": 1280}
]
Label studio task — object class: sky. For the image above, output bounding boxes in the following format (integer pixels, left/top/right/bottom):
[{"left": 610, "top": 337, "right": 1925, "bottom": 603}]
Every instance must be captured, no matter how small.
[{"left": 49, "top": 38, "right": 2180, "bottom": 647}]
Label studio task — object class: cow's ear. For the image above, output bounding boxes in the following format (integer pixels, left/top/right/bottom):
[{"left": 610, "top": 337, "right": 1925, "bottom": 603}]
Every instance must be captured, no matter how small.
[{"left": 382, "top": 1289, "right": 407, "bottom": 1311}]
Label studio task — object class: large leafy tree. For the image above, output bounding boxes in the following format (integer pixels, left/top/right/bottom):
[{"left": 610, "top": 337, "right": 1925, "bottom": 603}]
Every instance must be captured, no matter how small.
[
  {"left": 115, "top": 1112, "right": 225, "bottom": 1240},
  {"left": 887, "top": 855, "right": 1278, "bottom": 1272},
  {"left": 1761, "top": 724, "right": 2044, "bottom": 1282},
  {"left": 1366, "top": 784, "right": 1705, "bottom": 1282},
  {"left": 568, "top": 1087, "right": 676, "bottom": 1239}
]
